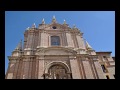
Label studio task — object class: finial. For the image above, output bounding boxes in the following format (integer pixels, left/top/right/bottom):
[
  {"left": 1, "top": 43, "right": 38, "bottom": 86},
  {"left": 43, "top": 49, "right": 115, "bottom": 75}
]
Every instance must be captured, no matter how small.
[
  {"left": 53, "top": 15, "right": 55, "bottom": 19},
  {"left": 63, "top": 19, "right": 66, "bottom": 24},
  {"left": 42, "top": 18, "right": 45, "bottom": 24},
  {"left": 26, "top": 27, "right": 30, "bottom": 30},
  {"left": 73, "top": 24, "right": 76, "bottom": 28},
  {"left": 52, "top": 15, "right": 57, "bottom": 23},
  {"left": 15, "top": 40, "right": 22, "bottom": 50},
  {"left": 86, "top": 40, "right": 92, "bottom": 50},
  {"left": 32, "top": 23, "right": 36, "bottom": 28}
]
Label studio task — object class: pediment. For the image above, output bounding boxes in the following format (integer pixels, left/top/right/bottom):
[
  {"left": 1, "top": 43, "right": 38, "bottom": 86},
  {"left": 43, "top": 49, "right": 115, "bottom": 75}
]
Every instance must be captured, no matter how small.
[
  {"left": 45, "top": 49, "right": 68, "bottom": 55},
  {"left": 36, "top": 47, "right": 77, "bottom": 56},
  {"left": 44, "top": 23, "right": 70, "bottom": 30}
]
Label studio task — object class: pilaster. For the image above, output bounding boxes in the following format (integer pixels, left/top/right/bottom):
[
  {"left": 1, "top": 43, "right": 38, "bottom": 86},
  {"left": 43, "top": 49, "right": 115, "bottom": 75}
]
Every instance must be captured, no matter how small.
[
  {"left": 69, "top": 56, "right": 81, "bottom": 79},
  {"left": 38, "top": 56, "right": 44, "bottom": 79}
]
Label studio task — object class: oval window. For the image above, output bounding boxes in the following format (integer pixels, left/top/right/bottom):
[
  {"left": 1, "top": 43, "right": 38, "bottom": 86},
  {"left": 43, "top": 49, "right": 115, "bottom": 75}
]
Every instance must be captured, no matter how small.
[{"left": 52, "top": 26, "right": 57, "bottom": 29}]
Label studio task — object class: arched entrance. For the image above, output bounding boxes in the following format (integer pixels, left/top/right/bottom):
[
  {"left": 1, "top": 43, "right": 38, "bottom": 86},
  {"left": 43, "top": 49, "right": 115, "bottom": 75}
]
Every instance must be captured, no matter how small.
[{"left": 44, "top": 62, "right": 72, "bottom": 79}]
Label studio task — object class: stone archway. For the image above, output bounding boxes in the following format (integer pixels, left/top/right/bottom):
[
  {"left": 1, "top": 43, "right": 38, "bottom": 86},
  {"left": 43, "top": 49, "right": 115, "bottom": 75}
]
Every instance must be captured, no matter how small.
[{"left": 44, "top": 62, "right": 72, "bottom": 79}]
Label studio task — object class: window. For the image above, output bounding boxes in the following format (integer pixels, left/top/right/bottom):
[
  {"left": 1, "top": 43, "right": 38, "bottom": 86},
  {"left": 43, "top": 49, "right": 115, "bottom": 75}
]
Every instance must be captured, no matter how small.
[
  {"left": 51, "top": 36, "right": 60, "bottom": 46},
  {"left": 52, "top": 26, "right": 57, "bottom": 29},
  {"left": 101, "top": 65, "right": 107, "bottom": 73},
  {"left": 103, "top": 56, "right": 106, "bottom": 58},
  {"left": 106, "top": 75, "right": 110, "bottom": 79},
  {"left": 103, "top": 56, "right": 108, "bottom": 60}
]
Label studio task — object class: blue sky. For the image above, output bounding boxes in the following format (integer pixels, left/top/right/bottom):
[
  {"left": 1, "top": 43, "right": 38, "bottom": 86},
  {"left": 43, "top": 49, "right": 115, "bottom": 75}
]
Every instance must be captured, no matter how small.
[{"left": 5, "top": 11, "right": 115, "bottom": 74}]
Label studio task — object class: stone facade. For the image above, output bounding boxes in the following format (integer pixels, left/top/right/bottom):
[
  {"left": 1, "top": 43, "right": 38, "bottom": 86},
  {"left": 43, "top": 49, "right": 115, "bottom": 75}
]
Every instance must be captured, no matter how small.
[{"left": 5, "top": 17, "right": 115, "bottom": 79}]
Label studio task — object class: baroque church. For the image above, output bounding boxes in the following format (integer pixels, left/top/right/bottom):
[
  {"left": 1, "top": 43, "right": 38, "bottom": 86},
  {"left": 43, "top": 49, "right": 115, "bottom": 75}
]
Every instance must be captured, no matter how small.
[{"left": 5, "top": 16, "right": 115, "bottom": 79}]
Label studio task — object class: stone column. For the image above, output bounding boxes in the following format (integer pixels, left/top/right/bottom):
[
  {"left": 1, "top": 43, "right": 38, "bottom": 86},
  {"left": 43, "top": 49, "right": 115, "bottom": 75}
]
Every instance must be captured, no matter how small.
[
  {"left": 28, "top": 58, "right": 32, "bottom": 79},
  {"left": 82, "top": 57, "right": 94, "bottom": 79},
  {"left": 31, "top": 33, "right": 34, "bottom": 49},
  {"left": 89, "top": 57, "right": 100, "bottom": 79},
  {"left": 48, "top": 35, "right": 50, "bottom": 46},
  {"left": 16, "top": 60, "right": 23, "bottom": 79},
  {"left": 71, "top": 33, "right": 79, "bottom": 48},
  {"left": 71, "top": 34, "right": 77, "bottom": 48},
  {"left": 22, "top": 58, "right": 30, "bottom": 79},
  {"left": 37, "top": 31, "right": 41, "bottom": 47},
  {"left": 93, "top": 60, "right": 105, "bottom": 79},
  {"left": 76, "top": 34, "right": 85, "bottom": 49},
  {"left": 38, "top": 56, "right": 44, "bottom": 79},
  {"left": 61, "top": 33, "right": 65, "bottom": 46},
  {"left": 26, "top": 33, "right": 30, "bottom": 48},
  {"left": 63, "top": 32, "right": 68, "bottom": 46},
  {"left": 44, "top": 32, "right": 48, "bottom": 47},
  {"left": 77, "top": 56, "right": 84, "bottom": 79},
  {"left": 6, "top": 60, "right": 16, "bottom": 79},
  {"left": 69, "top": 56, "right": 81, "bottom": 79},
  {"left": 20, "top": 60, "right": 25, "bottom": 79},
  {"left": 13, "top": 60, "right": 19, "bottom": 79},
  {"left": 66, "top": 32, "right": 74, "bottom": 47},
  {"left": 35, "top": 59, "right": 39, "bottom": 79},
  {"left": 29, "top": 33, "right": 33, "bottom": 49},
  {"left": 40, "top": 31, "right": 48, "bottom": 47},
  {"left": 31, "top": 58, "right": 36, "bottom": 79},
  {"left": 41, "top": 32, "right": 45, "bottom": 47},
  {"left": 34, "top": 32, "right": 39, "bottom": 49}
]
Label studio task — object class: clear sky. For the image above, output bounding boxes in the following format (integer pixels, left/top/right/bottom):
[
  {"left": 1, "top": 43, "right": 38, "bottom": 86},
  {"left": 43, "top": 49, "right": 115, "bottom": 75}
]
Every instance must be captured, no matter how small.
[{"left": 5, "top": 11, "right": 115, "bottom": 74}]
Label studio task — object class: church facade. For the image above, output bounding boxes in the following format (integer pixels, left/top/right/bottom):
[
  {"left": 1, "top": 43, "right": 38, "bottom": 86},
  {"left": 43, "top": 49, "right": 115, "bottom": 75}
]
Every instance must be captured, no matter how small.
[{"left": 5, "top": 16, "right": 115, "bottom": 79}]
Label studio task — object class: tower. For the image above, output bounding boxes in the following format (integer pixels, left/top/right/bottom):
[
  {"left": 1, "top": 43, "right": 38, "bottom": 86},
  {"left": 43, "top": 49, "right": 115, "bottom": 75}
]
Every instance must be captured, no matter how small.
[{"left": 5, "top": 16, "right": 115, "bottom": 79}]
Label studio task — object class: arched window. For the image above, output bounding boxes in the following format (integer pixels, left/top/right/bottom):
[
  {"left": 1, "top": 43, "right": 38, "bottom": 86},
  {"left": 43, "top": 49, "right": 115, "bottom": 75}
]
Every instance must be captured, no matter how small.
[{"left": 51, "top": 36, "right": 60, "bottom": 46}]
